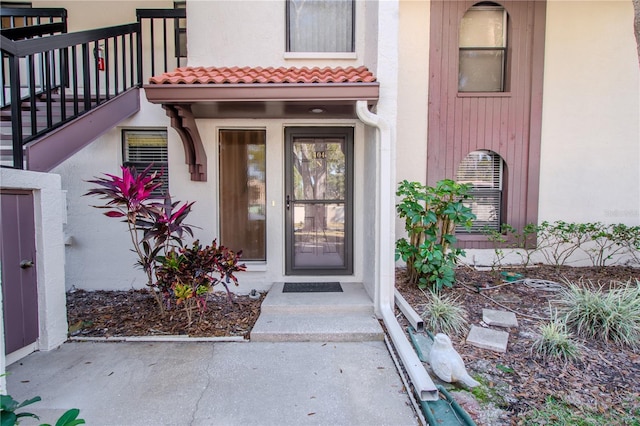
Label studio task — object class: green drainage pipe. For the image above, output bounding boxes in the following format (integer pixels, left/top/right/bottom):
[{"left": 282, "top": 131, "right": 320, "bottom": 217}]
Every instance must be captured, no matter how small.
[
  {"left": 420, "top": 386, "right": 477, "bottom": 426},
  {"left": 408, "top": 327, "right": 477, "bottom": 426}
]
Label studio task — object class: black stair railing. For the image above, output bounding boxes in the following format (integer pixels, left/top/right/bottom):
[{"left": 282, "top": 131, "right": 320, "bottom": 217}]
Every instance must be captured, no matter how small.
[
  {"left": 1, "top": 22, "right": 142, "bottom": 168},
  {"left": 137, "top": 8, "right": 187, "bottom": 80},
  {"left": 0, "top": 7, "right": 68, "bottom": 107},
  {"left": 1, "top": 7, "right": 185, "bottom": 170}
]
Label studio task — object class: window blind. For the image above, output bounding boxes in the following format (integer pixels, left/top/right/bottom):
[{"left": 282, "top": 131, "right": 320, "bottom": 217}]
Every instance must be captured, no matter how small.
[
  {"left": 457, "top": 150, "right": 503, "bottom": 232},
  {"left": 123, "top": 130, "right": 169, "bottom": 196}
]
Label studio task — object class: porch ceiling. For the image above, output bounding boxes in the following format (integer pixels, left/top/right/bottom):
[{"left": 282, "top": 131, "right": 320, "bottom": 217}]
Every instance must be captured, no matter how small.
[{"left": 143, "top": 66, "right": 379, "bottom": 182}]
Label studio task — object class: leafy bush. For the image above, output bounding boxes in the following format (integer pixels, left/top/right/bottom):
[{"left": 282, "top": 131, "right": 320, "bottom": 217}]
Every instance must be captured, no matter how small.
[
  {"left": 485, "top": 221, "right": 640, "bottom": 268},
  {"left": 531, "top": 318, "right": 582, "bottom": 363},
  {"left": 395, "top": 179, "right": 475, "bottom": 291},
  {"left": 155, "top": 240, "right": 246, "bottom": 322},
  {"left": 86, "top": 165, "right": 194, "bottom": 313},
  {"left": 483, "top": 223, "right": 538, "bottom": 268},
  {"left": 420, "top": 292, "right": 469, "bottom": 336},
  {"left": 555, "top": 280, "right": 640, "bottom": 348}
]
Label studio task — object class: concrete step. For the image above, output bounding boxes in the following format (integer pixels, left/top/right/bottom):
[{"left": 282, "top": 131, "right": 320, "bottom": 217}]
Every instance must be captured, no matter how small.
[
  {"left": 250, "top": 312, "right": 384, "bottom": 342},
  {"left": 250, "top": 282, "right": 384, "bottom": 342},
  {"left": 259, "top": 282, "right": 375, "bottom": 315}
]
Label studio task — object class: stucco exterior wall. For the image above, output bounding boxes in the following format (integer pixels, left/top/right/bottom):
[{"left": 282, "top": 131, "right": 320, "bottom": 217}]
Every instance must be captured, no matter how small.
[
  {"left": 187, "top": 0, "right": 368, "bottom": 68},
  {"left": 539, "top": 0, "right": 640, "bottom": 225},
  {"left": 32, "top": 0, "right": 173, "bottom": 30}
]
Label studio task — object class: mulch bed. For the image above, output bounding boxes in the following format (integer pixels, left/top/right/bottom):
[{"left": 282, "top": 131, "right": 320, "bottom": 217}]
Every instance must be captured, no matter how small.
[
  {"left": 66, "top": 265, "right": 639, "bottom": 424},
  {"left": 67, "top": 290, "right": 265, "bottom": 338},
  {"left": 395, "top": 265, "right": 640, "bottom": 425}
]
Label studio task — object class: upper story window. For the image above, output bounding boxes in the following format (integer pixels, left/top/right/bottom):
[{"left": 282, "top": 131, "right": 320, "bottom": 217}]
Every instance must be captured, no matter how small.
[
  {"left": 286, "top": 0, "right": 354, "bottom": 53},
  {"left": 458, "top": 3, "right": 507, "bottom": 92}
]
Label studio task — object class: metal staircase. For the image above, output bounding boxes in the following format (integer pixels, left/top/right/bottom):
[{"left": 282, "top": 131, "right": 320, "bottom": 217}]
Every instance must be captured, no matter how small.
[{"left": 0, "top": 7, "right": 185, "bottom": 171}]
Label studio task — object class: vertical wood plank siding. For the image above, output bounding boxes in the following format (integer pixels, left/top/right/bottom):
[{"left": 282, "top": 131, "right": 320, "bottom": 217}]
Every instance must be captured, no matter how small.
[{"left": 427, "top": 0, "right": 546, "bottom": 248}]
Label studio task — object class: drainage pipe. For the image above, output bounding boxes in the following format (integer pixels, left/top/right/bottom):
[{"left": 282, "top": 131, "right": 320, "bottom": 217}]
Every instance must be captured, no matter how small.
[{"left": 356, "top": 100, "right": 438, "bottom": 402}]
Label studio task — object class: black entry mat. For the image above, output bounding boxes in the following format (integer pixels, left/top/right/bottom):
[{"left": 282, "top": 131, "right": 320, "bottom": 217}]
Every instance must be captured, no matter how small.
[{"left": 282, "top": 282, "right": 343, "bottom": 293}]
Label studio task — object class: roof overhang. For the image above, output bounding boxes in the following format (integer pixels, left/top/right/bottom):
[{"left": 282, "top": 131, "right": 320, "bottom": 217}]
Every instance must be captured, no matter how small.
[
  {"left": 143, "top": 82, "right": 379, "bottom": 119},
  {"left": 143, "top": 78, "right": 379, "bottom": 182}
]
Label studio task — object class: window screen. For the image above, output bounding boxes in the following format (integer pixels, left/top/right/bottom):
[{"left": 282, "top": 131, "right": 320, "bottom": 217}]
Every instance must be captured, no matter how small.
[
  {"left": 456, "top": 150, "right": 503, "bottom": 232},
  {"left": 123, "top": 130, "right": 169, "bottom": 196},
  {"left": 287, "top": 0, "right": 354, "bottom": 53},
  {"left": 458, "top": 4, "right": 507, "bottom": 92}
]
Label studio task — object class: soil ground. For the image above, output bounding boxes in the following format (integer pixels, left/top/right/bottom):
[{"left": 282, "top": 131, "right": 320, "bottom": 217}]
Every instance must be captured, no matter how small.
[{"left": 67, "top": 265, "right": 639, "bottom": 425}]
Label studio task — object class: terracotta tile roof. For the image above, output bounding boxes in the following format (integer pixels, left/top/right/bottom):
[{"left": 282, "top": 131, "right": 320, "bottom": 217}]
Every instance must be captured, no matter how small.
[{"left": 148, "top": 66, "right": 376, "bottom": 85}]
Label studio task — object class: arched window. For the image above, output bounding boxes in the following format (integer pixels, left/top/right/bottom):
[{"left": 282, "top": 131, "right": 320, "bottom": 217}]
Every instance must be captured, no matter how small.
[
  {"left": 456, "top": 150, "right": 504, "bottom": 232},
  {"left": 458, "top": 2, "right": 507, "bottom": 92}
]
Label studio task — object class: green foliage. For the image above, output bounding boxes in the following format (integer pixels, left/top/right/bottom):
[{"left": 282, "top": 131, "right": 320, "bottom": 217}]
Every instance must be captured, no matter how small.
[
  {"left": 483, "top": 223, "right": 538, "bottom": 269},
  {"left": 395, "top": 179, "right": 475, "bottom": 291},
  {"left": 0, "top": 395, "right": 84, "bottom": 426},
  {"left": 555, "top": 280, "right": 640, "bottom": 348},
  {"left": 155, "top": 240, "right": 247, "bottom": 323},
  {"left": 583, "top": 222, "right": 640, "bottom": 267},
  {"left": 523, "top": 395, "right": 640, "bottom": 426},
  {"left": 86, "top": 165, "right": 194, "bottom": 313},
  {"left": 420, "top": 292, "right": 469, "bottom": 336},
  {"left": 531, "top": 318, "right": 582, "bottom": 363},
  {"left": 484, "top": 221, "right": 640, "bottom": 268}
]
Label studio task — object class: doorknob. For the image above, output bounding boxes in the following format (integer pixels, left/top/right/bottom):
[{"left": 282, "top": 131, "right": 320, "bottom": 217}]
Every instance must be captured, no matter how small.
[{"left": 20, "top": 260, "right": 34, "bottom": 269}]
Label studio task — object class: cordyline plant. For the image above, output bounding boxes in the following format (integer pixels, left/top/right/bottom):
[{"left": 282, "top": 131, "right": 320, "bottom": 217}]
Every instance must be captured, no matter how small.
[
  {"left": 155, "top": 240, "right": 246, "bottom": 323},
  {"left": 395, "top": 179, "right": 475, "bottom": 292},
  {"left": 85, "top": 165, "right": 194, "bottom": 313}
]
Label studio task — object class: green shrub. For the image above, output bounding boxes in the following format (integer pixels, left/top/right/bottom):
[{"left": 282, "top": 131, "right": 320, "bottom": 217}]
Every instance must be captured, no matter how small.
[
  {"left": 555, "top": 280, "right": 640, "bottom": 348},
  {"left": 395, "top": 179, "right": 475, "bottom": 291},
  {"left": 420, "top": 292, "right": 469, "bottom": 336},
  {"left": 531, "top": 318, "right": 581, "bottom": 363}
]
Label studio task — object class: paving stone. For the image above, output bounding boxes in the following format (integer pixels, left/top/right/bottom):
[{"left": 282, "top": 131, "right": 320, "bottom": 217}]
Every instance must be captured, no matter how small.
[
  {"left": 466, "top": 325, "right": 509, "bottom": 353},
  {"left": 482, "top": 309, "right": 519, "bottom": 328}
]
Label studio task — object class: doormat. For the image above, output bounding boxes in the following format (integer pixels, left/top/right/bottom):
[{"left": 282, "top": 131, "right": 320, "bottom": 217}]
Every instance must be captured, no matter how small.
[{"left": 282, "top": 282, "right": 343, "bottom": 293}]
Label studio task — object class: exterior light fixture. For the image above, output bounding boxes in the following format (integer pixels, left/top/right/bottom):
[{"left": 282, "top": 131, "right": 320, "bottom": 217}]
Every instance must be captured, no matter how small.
[{"left": 309, "top": 107, "right": 326, "bottom": 114}]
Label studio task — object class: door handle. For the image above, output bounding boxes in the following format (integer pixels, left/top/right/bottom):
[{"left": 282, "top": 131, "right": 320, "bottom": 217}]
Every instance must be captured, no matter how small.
[
  {"left": 20, "top": 260, "right": 34, "bottom": 269},
  {"left": 286, "top": 195, "right": 290, "bottom": 210}
]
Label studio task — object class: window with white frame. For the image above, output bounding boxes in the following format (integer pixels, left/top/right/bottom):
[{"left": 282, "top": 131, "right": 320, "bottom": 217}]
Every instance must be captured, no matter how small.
[
  {"left": 456, "top": 150, "right": 504, "bottom": 232},
  {"left": 122, "top": 129, "right": 169, "bottom": 196},
  {"left": 286, "top": 0, "right": 354, "bottom": 53},
  {"left": 458, "top": 3, "right": 507, "bottom": 92}
]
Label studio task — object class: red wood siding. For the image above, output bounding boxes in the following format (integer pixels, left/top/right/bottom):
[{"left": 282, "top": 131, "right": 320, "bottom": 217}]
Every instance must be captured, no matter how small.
[{"left": 427, "top": 0, "right": 546, "bottom": 248}]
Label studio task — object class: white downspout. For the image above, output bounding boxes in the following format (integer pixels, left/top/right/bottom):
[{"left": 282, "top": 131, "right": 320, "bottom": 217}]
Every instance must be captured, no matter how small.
[{"left": 356, "top": 100, "right": 438, "bottom": 402}]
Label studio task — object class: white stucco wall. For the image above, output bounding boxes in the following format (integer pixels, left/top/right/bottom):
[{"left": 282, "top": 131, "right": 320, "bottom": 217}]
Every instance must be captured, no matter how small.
[
  {"left": 539, "top": 0, "right": 640, "bottom": 225},
  {"left": 187, "top": 0, "right": 368, "bottom": 68},
  {"left": 32, "top": 0, "right": 173, "bottom": 30},
  {"left": 0, "top": 169, "right": 68, "bottom": 372}
]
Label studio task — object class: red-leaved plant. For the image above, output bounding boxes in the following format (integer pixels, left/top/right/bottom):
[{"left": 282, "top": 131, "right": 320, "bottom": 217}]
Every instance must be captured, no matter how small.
[
  {"left": 155, "top": 240, "right": 247, "bottom": 323},
  {"left": 85, "top": 165, "right": 194, "bottom": 313}
]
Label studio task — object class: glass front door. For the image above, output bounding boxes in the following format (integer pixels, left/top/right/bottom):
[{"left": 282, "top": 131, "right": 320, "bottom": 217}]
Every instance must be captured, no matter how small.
[{"left": 285, "top": 127, "right": 353, "bottom": 275}]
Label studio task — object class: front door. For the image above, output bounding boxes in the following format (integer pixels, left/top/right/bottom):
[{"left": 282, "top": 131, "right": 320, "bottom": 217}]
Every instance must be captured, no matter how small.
[
  {"left": 0, "top": 190, "right": 38, "bottom": 354},
  {"left": 285, "top": 127, "right": 353, "bottom": 275}
]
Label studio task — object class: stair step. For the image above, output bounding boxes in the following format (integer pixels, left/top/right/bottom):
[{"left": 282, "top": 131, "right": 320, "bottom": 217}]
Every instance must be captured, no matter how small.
[
  {"left": 250, "top": 282, "right": 383, "bottom": 342},
  {"left": 260, "top": 282, "right": 375, "bottom": 315},
  {"left": 250, "top": 312, "right": 384, "bottom": 342}
]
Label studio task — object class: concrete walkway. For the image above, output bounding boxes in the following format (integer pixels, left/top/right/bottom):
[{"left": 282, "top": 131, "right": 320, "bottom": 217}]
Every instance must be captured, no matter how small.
[{"left": 6, "top": 340, "right": 420, "bottom": 426}]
